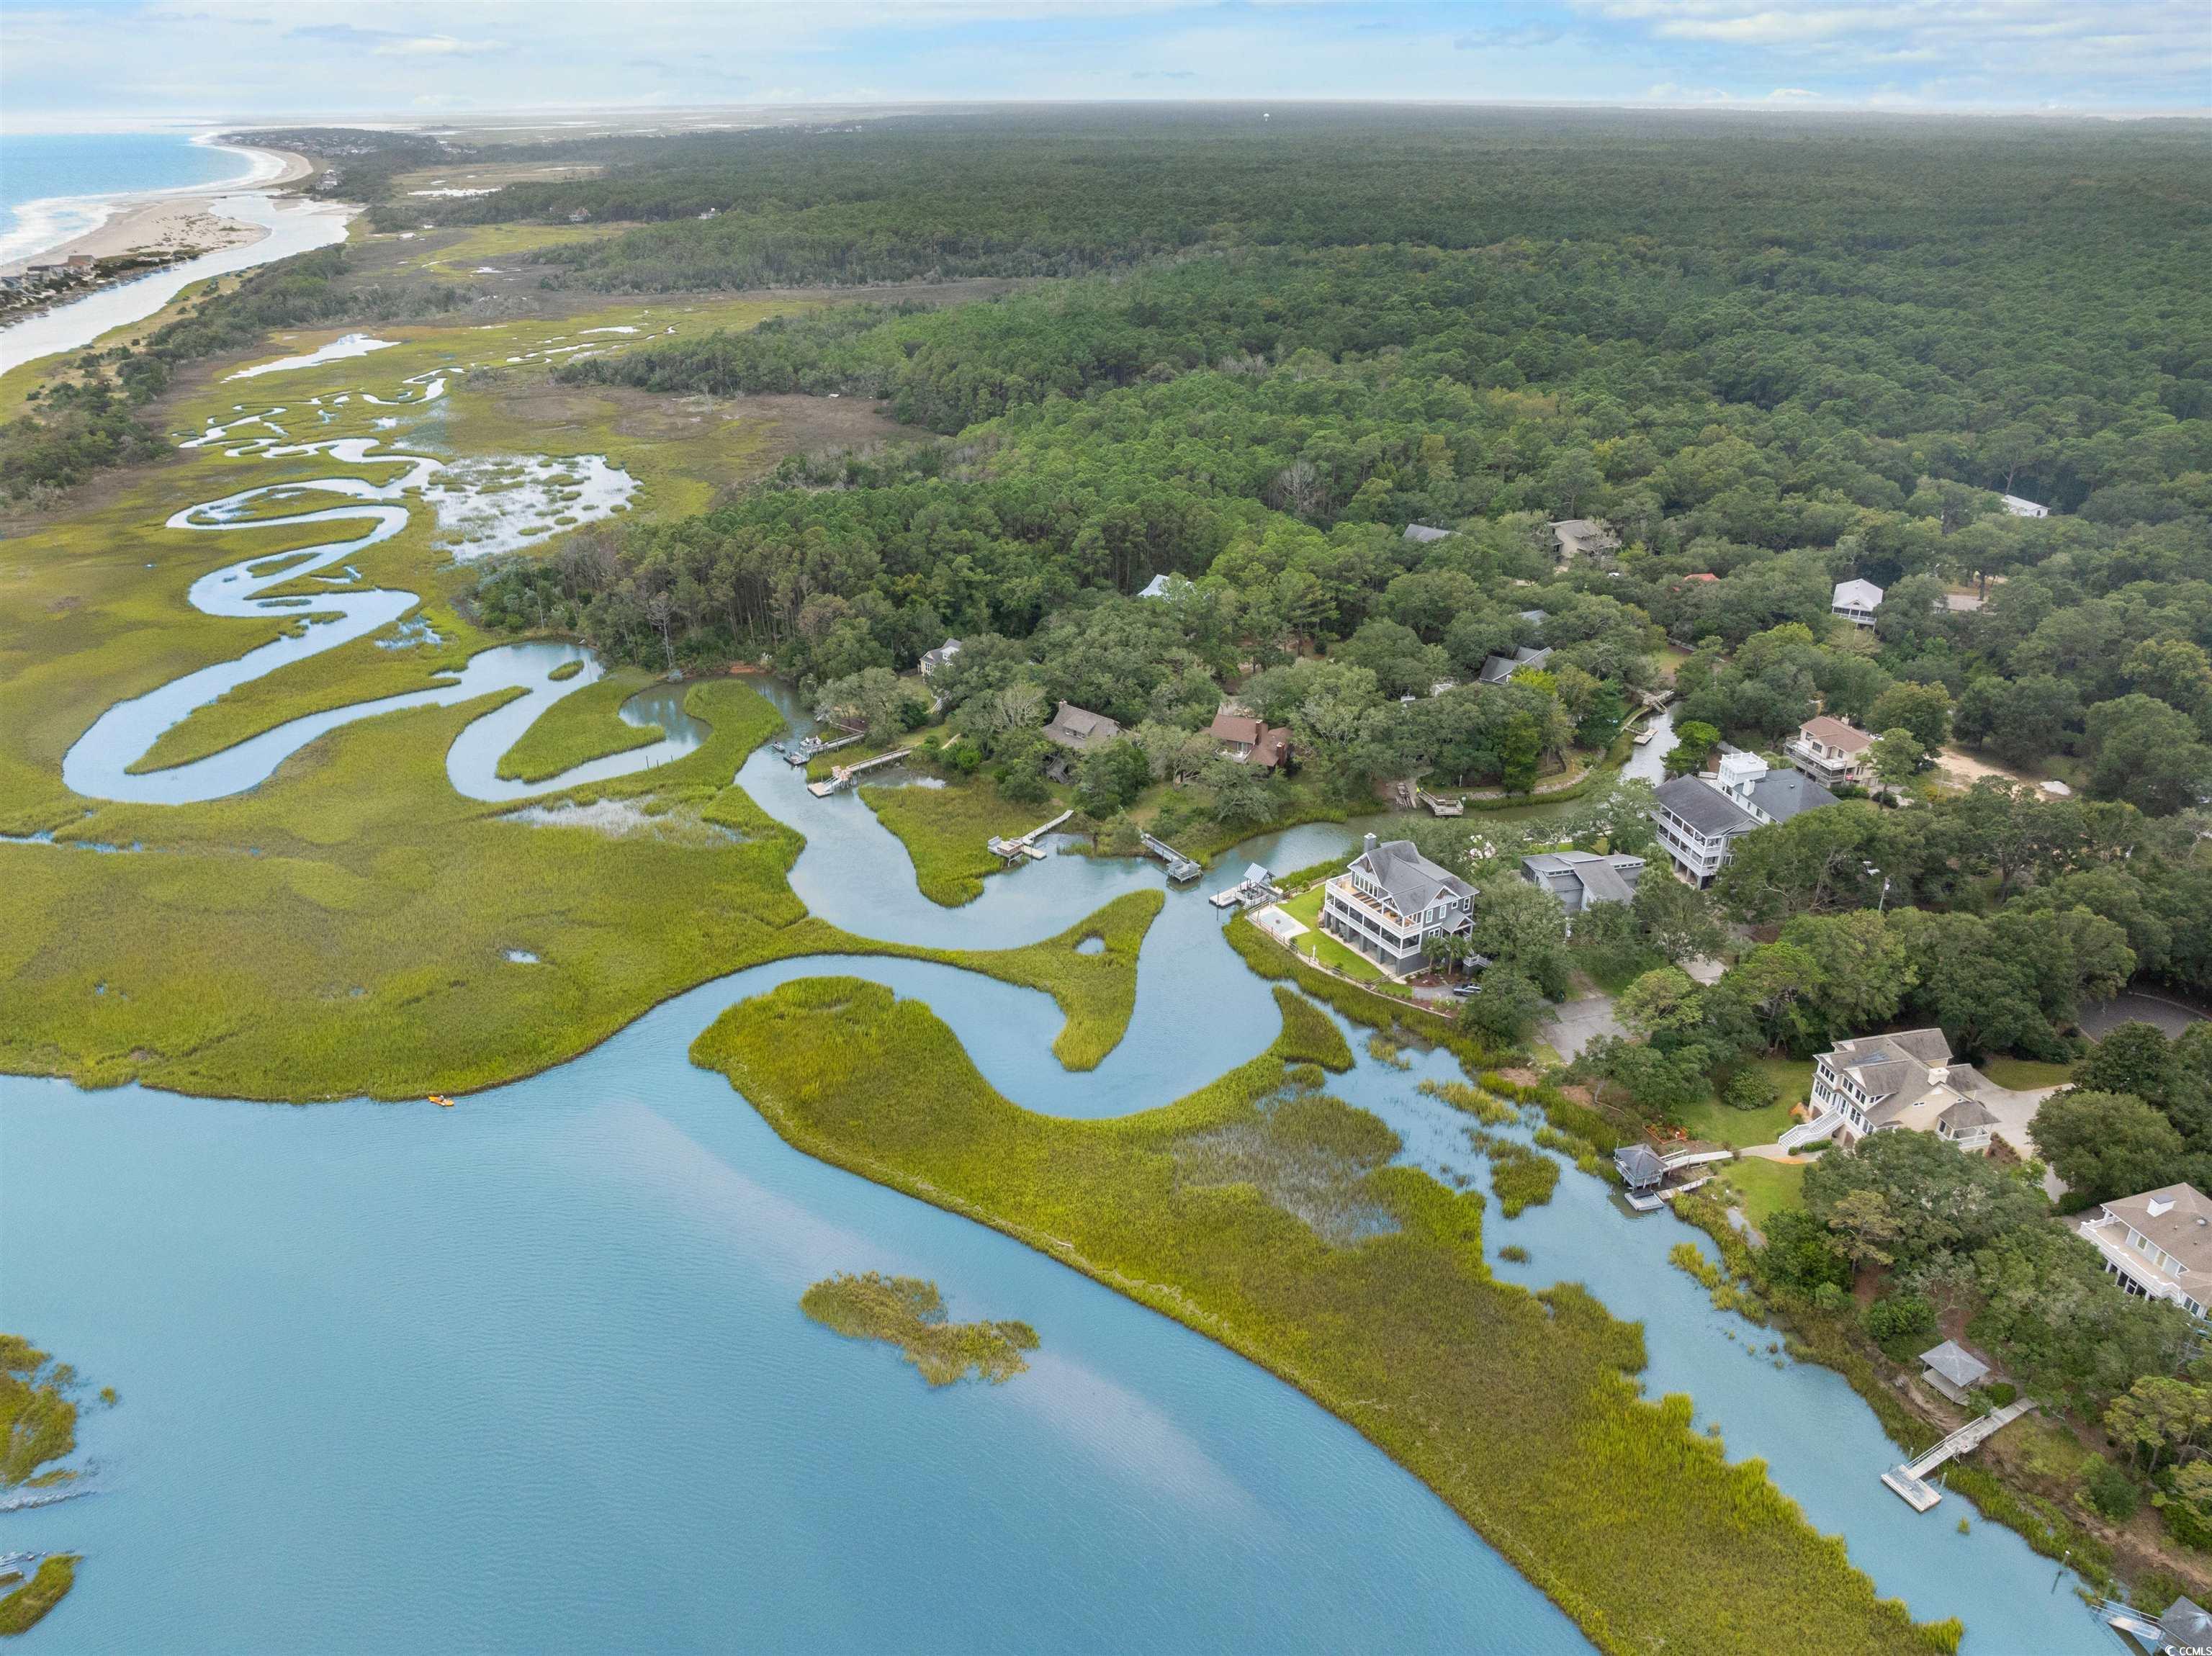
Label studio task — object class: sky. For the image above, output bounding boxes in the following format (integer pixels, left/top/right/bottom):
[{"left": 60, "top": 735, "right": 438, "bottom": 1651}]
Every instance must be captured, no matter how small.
[{"left": 1, "top": 1, "right": 2206, "bottom": 130}]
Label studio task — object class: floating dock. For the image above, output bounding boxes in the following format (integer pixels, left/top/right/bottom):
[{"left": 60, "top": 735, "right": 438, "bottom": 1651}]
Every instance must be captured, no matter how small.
[
  {"left": 1140, "top": 832, "right": 1202, "bottom": 883},
  {"left": 988, "top": 809, "right": 1074, "bottom": 864},
  {"left": 1880, "top": 1400, "right": 2038, "bottom": 1511},
  {"left": 1416, "top": 790, "right": 1465, "bottom": 816},
  {"left": 783, "top": 730, "right": 863, "bottom": 767},
  {"left": 1210, "top": 863, "right": 1281, "bottom": 909}
]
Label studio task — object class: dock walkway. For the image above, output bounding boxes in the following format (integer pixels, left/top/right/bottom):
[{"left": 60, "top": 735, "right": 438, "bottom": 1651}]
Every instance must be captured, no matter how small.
[
  {"left": 1140, "top": 832, "right": 1202, "bottom": 883},
  {"left": 989, "top": 809, "right": 1074, "bottom": 863},
  {"left": 806, "top": 746, "right": 914, "bottom": 797},
  {"left": 1881, "top": 1400, "right": 2037, "bottom": 1511}
]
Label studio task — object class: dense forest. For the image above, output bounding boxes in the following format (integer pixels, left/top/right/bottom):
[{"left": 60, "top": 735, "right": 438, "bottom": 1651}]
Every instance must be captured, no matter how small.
[{"left": 465, "top": 109, "right": 2211, "bottom": 822}]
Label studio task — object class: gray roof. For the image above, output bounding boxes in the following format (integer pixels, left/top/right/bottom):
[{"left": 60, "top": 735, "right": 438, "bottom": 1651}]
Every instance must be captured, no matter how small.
[
  {"left": 1939, "top": 1096, "right": 1998, "bottom": 1133},
  {"left": 1920, "top": 1341, "right": 1990, "bottom": 1389},
  {"left": 1478, "top": 645, "right": 1553, "bottom": 685},
  {"left": 1523, "top": 850, "right": 1642, "bottom": 907},
  {"left": 1614, "top": 1143, "right": 1667, "bottom": 1187},
  {"left": 1044, "top": 701, "right": 1122, "bottom": 749},
  {"left": 1746, "top": 768, "right": 1839, "bottom": 824},
  {"left": 1403, "top": 523, "right": 1455, "bottom": 544},
  {"left": 2164, "top": 1598, "right": 2212, "bottom": 1642},
  {"left": 1351, "top": 838, "right": 1475, "bottom": 914},
  {"left": 1517, "top": 608, "right": 1548, "bottom": 625},
  {"left": 1654, "top": 774, "right": 1756, "bottom": 839}
]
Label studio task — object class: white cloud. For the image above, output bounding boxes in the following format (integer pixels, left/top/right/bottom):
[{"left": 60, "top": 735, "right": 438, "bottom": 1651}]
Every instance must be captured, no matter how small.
[{"left": 374, "top": 35, "right": 504, "bottom": 58}]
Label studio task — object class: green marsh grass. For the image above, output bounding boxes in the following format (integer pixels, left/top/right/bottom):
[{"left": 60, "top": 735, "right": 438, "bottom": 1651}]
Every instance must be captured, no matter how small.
[
  {"left": 801, "top": 1272, "right": 1038, "bottom": 1385},
  {"left": 494, "top": 667, "right": 663, "bottom": 782},
  {"left": 692, "top": 978, "right": 1964, "bottom": 1656},
  {"left": 0, "top": 1556, "right": 78, "bottom": 1637},
  {"left": 858, "top": 775, "right": 1043, "bottom": 906}
]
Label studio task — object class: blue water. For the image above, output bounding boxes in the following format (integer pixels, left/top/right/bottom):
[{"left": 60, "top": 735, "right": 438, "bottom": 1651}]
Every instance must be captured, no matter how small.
[
  {"left": 2, "top": 593, "right": 2105, "bottom": 1646},
  {"left": 0, "top": 132, "right": 257, "bottom": 264}
]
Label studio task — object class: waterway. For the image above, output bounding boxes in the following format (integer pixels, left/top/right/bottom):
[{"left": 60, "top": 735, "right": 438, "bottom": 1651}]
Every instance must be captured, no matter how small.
[{"left": 1, "top": 369, "right": 2105, "bottom": 1650}]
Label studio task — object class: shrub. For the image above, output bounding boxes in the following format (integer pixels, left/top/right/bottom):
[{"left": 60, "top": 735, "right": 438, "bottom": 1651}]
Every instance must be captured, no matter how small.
[
  {"left": 1863, "top": 1292, "right": 1936, "bottom": 1344},
  {"left": 1723, "top": 1068, "right": 1780, "bottom": 1112},
  {"left": 1498, "top": 1244, "right": 1531, "bottom": 1264},
  {"left": 2085, "top": 1459, "right": 2139, "bottom": 1521}
]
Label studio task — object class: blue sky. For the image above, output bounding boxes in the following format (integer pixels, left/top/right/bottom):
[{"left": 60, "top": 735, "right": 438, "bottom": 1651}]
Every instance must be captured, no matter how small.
[{"left": 3, "top": 1, "right": 2206, "bottom": 129}]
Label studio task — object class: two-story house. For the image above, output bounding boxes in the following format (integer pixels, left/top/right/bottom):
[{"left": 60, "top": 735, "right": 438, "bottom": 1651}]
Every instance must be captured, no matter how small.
[
  {"left": 1650, "top": 750, "right": 1839, "bottom": 886},
  {"left": 1321, "top": 834, "right": 1476, "bottom": 976},
  {"left": 1831, "top": 577, "right": 1884, "bottom": 628},
  {"left": 2078, "top": 1184, "right": 2212, "bottom": 1320},
  {"left": 1781, "top": 1028, "right": 1999, "bottom": 1153},
  {"left": 1208, "top": 706, "right": 1292, "bottom": 771},
  {"left": 1787, "top": 716, "right": 1874, "bottom": 789},
  {"left": 1521, "top": 850, "right": 1644, "bottom": 916}
]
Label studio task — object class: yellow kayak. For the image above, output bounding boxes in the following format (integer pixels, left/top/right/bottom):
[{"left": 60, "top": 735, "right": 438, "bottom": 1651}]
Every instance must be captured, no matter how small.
[{"left": 429, "top": 1094, "right": 454, "bottom": 1108}]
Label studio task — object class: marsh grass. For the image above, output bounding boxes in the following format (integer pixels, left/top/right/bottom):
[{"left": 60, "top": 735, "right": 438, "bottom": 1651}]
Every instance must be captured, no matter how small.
[
  {"left": 494, "top": 667, "right": 662, "bottom": 781},
  {"left": 859, "top": 775, "right": 1047, "bottom": 906},
  {"left": 801, "top": 1272, "right": 1038, "bottom": 1385},
  {"left": 693, "top": 978, "right": 1964, "bottom": 1656},
  {"left": 0, "top": 1336, "right": 79, "bottom": 1490},
  {"left": 0, "top": 1557, "right": 77, "bottom": 1637},
  {"left": 1467, "top": 1128, "right": 1562, "bottom": 1218}
]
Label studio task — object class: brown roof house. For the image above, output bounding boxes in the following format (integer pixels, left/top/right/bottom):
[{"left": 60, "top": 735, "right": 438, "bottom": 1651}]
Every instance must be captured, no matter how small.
[
  {"left": 1208, "top": 706, "right": 1291, "bottom": 770},
  {"left": 1788, "top": 716, "right": 1874, "bottom": 790},
  {"left": 1550, "top": 519, "right": 1620, "bottom": 562}
]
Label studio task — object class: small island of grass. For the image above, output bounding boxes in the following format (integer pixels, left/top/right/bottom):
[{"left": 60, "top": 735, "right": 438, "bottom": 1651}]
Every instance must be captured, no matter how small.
[
  {"left": 495, "top": 667, "right": 668, "bottom": 783},
  {"left": 801, "top": 1272, "right": 1038, "bottom": 1385},
  {"left": 1, "top": 1333, "right": 104, "bottom": 1637}
]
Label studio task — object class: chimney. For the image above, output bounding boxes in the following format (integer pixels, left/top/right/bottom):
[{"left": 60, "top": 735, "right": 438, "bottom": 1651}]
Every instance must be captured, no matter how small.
[{"left": 1363, "top": 832, "right": 1377, "bottom": 858}]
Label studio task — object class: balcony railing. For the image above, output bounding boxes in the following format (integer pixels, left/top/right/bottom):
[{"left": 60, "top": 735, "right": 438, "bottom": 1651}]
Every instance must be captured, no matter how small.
[{"left": 2078, "top": 1220, "right": 2191, "bottom": 1303}]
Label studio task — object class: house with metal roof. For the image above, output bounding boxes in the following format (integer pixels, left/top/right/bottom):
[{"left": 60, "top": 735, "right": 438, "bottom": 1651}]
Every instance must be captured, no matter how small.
[
  {"left": 1319, "top": 833, "right": 1477, "bottom": 976},
  {"left": 1781, "top": 1028, "right": 1998, "bottom": 1153},
  {"left": 1832, "top": 577, "right": 1885, "bottom": 627},
  {"left": 1521, "top": 850, "right": 1645, "bottom": 916},
  {"left": 2079, "top": 1184, "right": 2212, "bottom": 1320},
  {"left": 1403, "top": 523, "right": 1455, "bottom": 544},
  {"left": 2000, "top": 494, "right": 2049, "bottom": 518}
]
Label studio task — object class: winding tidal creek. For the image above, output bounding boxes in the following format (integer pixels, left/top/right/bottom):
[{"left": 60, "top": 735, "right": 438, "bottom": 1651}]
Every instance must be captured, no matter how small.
[{"left": 1, "top": 366, "right": 2108, "bottom": 1651}]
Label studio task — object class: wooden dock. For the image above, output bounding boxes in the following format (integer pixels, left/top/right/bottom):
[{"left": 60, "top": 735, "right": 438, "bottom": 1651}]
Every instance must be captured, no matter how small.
[
  {"left": 1880, "top": 1400, "right": 2037, "bottom": 1511},
  {"left": 782, "top": 730, "right": 863, "bottom": 767},
  {"left": 1140, "top": 832, "right": 1202, "bottom": 883},
  {"left": 806, "top": 746, "right": 914, "bottom": 797},
  {"left": 989, "top": 809, "right": 1074, "bottom": 863},
  {"left": 1416, "top": 790, "right": 1465, "bottom": 816}
]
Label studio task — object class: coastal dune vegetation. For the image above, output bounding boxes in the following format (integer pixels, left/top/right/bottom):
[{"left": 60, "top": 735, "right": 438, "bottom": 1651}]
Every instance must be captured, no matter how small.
[{"left": 693, "top": 978, "right": 1961, "bottom": 1655}]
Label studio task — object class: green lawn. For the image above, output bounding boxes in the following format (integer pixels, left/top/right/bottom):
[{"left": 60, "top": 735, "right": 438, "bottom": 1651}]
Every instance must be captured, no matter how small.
[
  {"left": 860, "top": 775, "right": 1053, "bottom": 906},
  {"left": 692, "top": 978, "right": 1959, "bottom": 1656},
  {"left": 1982, "top": 1056, "right": 2075, "bottom": 1092},
  {"left": 1274, "top": 883, "right": 1395, "bottom": 983},
  {"left": 1673, "top": 1058, "right": 1814, "bottom": 1148},
  {"left": 1714, "top": 1157, "right": 1806, "bottom": 1230}
]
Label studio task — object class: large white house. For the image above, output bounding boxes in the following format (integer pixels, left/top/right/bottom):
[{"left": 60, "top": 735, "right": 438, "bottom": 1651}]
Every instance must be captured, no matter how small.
[
  {"left": 1320, "top": 834, "right": 1476, "bottom": 976},
  {"left": 2078, "top": 1184, "right": 2212, "bottom": 1320},
  {"left": 1780, "top": 1028, "right": 1997, "bottom": 1153},
  {"left": 1650, "top": 750, "right": 1838, "bottom": 886},
  {"left": 1832, "top": 577, "right": 1884, "bottom": 628}
]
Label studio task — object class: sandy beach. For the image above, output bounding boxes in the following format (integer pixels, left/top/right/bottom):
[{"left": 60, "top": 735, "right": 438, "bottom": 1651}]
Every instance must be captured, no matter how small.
[{"left": 0, "top": 146, "right": 312, "bottom": 279}]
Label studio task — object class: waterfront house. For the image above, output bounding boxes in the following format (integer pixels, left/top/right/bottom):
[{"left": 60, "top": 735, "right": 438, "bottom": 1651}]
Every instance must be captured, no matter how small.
[
  {"left": 1319, "top": 834, "right": 1476, "bottom": 976},
  {"left": 1650, "top": 750, "right": 1838, "bottom": 886},
  {"left": 1784, "top": 1028, "right": 1997, "bottom": 1153},
  {"left": 1787, "top": 716, "right": 1874, "bottom": 789},
  {"left": 2078, "top": 1184, "right": 2212, "bottom": 1320},
  {"left": 919, "top": 638, "right": 963, "bottom": 678},
  {"left": 1832, "top": 578, "right": 1884, "bottom": 628},
  {"left": 1521, "top": 850, "right": 1644, "bottom": 915},
  {"left": 1550, "top": 519, "right": 1619, "bottom": 562},
  {"left": 1208, "top": 706, "right": 1291, "bottom": 770},
  {"left": 1043, "top": 701, "right": 1122, "bottom": 779},
  {"left": 1478, "top": 645, "right": 1554, "bottom": 685}
]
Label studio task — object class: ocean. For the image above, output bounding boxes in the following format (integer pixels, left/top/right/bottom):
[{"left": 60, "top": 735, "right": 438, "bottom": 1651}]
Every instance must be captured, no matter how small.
[{"left": 0, "top": 131, "right": 261, "bottom": 265}]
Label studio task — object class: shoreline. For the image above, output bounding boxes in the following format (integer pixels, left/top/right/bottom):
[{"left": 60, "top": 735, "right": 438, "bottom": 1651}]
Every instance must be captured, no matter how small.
[{"left": 0, "top": 141, "right": 313, "bottom": 277}]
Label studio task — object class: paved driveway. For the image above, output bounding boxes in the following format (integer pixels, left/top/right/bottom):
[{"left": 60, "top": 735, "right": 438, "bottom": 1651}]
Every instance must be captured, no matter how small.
[{"left": 1541, "top": 994, "right": 1624, "bottom": 1064}]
